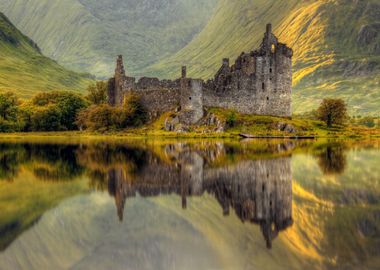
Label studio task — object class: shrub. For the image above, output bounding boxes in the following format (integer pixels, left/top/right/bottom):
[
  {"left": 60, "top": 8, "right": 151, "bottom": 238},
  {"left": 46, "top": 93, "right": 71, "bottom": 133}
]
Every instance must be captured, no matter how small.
[
  {"left": 76, "top": 93, "right": 147, "bottom": 131},
  {"left": 77, "top": 104, "right": 117, "bottom": 131},
  {"left": 122, "top": 93, "right": 147, "bottom": 126},
  {"left": 226, "top": 112, "right": 237, "bottom": 127}
]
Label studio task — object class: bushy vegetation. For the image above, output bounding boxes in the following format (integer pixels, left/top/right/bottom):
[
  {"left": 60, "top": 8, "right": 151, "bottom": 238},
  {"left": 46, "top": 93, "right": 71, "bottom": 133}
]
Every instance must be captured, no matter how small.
[
  {"left": 0, "top": 79, "right": 147, "bottom": 133},
  {"left": 76, "top": 92, "right": 147, "bottom": 132},
  {"left": 0, "top": 91, "right": 88, "bottom": 132},
  {"left": 86, "top": 81, "right": 108, "bottom": 105}
]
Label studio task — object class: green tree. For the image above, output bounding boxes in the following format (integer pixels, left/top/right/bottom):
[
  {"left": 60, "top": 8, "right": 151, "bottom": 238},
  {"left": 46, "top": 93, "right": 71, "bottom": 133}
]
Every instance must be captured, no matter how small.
[
  {"left": 0, "top": 92, "right": 18, "bottom": 121},
  {"left": 317, "top": 98, "right": 348, "bottom": 127},
  {"left": 86, "top": 81, "right": 108, "bottom": 105},
  {"left": 357, "top": 117, "right": 375, "bottom": 128},
  {"left": 31, "top": 91, "right": 88, "bottom": 130},
  {"left": 31, "top": 105, "right": 62, "bottom": 131}
]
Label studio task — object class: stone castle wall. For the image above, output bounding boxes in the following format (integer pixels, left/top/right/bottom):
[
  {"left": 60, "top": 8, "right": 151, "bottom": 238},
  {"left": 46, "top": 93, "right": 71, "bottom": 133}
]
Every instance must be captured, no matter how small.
[{"left": 107, "top": 24, "right": 293, "bottom": 121}]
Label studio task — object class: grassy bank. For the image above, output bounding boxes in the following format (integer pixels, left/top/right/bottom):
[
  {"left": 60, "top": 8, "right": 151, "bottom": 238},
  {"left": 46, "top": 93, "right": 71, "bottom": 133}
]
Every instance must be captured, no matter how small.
[{"left": 0, "top": 108, "right": 379, "bottom": 139}]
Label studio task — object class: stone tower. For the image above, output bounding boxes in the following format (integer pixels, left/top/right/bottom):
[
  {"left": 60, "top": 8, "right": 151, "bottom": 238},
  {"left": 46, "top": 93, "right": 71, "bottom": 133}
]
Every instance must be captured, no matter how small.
[
  {"left": 108, "top": 55, "right": 135, "bottom": 106},
  {"left": 179, "top": 74, "right": 204, "bottom": 125}
]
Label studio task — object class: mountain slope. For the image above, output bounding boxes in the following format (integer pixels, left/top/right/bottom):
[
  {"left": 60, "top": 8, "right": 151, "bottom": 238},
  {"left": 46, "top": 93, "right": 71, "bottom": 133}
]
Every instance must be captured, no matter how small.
[
  {"left": 0, "top": 0, "right": 217, "bottom": 77},
  {"left": 145, "top": 0, "right": 380, "bottom": 115},
  {"left": 0, "top": 13, "right": 92, "bottom": 98}
]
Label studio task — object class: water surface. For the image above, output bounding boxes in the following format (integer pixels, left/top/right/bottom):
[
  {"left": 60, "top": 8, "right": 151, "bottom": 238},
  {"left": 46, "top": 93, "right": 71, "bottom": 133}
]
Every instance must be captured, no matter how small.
[{"left": 0, "top": 138, "right": 379, "bottom": 270}]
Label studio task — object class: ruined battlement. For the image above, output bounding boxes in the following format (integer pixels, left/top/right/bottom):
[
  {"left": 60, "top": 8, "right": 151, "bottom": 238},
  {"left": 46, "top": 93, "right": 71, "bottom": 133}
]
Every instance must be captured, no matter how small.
[{"left": 108, "top": 24, "right": 293, "bottom": 122}]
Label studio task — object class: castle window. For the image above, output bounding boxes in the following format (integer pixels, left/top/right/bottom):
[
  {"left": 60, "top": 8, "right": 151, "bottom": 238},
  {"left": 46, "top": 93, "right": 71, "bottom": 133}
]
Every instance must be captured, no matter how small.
[
  {"left": 270, "top": 68, "right": 272, "bottom": 73},
  {"left": 267, "top": 97, "right": 269, "bottom": 101},
  {"left": 189, "top": 97, "right": 192, "bottom": 100},
  {"left": 271, "top": 44, "right": 275, "bottom": 54},
  {"left": 262, "top": 82, "right": 265, "bottom": 90}
]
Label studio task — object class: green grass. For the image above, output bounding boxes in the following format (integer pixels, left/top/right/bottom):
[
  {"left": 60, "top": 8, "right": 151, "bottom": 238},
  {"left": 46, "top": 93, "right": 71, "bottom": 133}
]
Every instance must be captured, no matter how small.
[{"left": 0, "top": 13, "right": 92, "bottom": 98}]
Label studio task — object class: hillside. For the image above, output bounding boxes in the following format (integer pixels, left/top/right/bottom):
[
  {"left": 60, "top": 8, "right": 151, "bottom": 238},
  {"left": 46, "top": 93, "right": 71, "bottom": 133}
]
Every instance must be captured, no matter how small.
[
  {"left": 0, "top": 13, "right": 92, "bottom": 98},
  {"left": 144, "top": 0, "right": 380, "bottom": 116},
  {"left": 0, "top": 0, "right": 217, "bottom": 77}
]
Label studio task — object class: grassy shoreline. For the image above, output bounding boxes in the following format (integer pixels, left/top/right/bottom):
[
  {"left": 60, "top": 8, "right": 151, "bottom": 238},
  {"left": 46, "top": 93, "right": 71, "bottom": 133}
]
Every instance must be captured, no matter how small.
[{"left": 1, "top": 109, "right": 379, "bottom": 140}]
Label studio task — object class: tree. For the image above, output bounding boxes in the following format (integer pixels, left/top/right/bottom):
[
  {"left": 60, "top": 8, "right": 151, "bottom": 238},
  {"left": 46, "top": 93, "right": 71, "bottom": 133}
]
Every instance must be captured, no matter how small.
[
  {"left": 31, "top": 105, "right": 62, "bottom": 131},
  {"left": 317, "top": 98, "right": 348, "bottom": 127},
  {"left": 0, "top": 92, "right": 19, "bottom": 121},
  {"left": 86, "top": 81, "right": 108, "bottom": 105},
  {"left": 31, "top": 91, "right": 88, "bottom": 130},
  {"left": 357, "top": 117, "right": 375, "bottom": 128}
]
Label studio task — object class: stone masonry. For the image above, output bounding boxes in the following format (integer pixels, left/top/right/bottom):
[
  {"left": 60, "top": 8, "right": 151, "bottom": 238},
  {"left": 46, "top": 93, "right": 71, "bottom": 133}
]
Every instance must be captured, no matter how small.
[{"left": 107, "top": 24, "right": 293, "bottom": 122}]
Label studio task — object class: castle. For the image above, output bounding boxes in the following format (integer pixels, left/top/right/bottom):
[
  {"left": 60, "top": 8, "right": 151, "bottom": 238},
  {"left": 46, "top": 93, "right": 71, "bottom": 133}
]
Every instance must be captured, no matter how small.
[{"left": 108, "top": 24, "right": 293, "bottom": 123}]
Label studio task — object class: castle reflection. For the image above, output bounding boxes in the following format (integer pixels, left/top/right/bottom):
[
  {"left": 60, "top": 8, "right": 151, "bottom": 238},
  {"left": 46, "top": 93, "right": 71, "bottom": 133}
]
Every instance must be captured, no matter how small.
[{"left": 94, "top": 143, "right": 294, "bottom": 249}]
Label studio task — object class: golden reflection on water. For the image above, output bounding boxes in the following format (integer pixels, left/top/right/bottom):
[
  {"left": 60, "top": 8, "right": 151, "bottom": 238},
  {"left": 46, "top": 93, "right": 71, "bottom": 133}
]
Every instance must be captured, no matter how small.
[{"left": 0, "top": 139, "right": 379, "bottom": 269}]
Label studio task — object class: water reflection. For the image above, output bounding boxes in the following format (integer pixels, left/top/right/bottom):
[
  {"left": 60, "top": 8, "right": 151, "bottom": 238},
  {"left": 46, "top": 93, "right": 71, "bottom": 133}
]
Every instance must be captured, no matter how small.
[
  {"left": 316, "top": 143, "right": 347, "bottom": 175},
  {"left": 0, "top": 139, "right": 379, "bottom": 269},
  {"left": 104, "top": 147, "right": 293, "bottom": 249},
  {"left": 0, "top": 140, "right": 299, "bottom": 249}
]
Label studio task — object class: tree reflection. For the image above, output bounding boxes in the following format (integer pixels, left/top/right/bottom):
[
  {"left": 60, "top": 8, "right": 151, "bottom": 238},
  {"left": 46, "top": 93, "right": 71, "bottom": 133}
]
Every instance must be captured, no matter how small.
[
  {"left": 317, "top": 143, "right": 347, "bottom": 175},
  {"left": 0, "top": 144, "right": 27, "bottom": 181}
]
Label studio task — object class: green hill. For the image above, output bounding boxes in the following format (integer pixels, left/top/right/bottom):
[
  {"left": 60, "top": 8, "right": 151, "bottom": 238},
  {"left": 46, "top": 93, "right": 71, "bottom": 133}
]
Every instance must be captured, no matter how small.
[
  {"left": 0, "top": 13, "right": 92, "bottom": 98},
  {"left": 0, "top": 0, "right": 217, "bottom": 77},
  {"left": 144, "top": 0, "right": 380, "bottom": 116}
]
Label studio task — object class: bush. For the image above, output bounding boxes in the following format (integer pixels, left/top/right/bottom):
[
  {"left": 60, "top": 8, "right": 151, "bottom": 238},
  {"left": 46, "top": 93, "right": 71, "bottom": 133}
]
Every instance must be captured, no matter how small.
[
  {"left": 77, "top": 104, "right": 117, "bottom": 131},
  {"left": 226, "top": 112, "right": 237, "bottom": 127},
  {"left": 122, "top": 93, "right": 147, "bottom": 126},
  {"left": 76, "top": 93, "right": 147, "bottom": 131}
]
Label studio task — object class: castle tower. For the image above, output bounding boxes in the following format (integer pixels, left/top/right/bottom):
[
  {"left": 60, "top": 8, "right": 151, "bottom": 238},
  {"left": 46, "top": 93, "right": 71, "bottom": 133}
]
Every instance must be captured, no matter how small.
[
  {"left": 179, "top": 78, "right": 204, "bottom": 125},
  {"left": 108, "top": 55, "right": 136, "bottom": 107}
]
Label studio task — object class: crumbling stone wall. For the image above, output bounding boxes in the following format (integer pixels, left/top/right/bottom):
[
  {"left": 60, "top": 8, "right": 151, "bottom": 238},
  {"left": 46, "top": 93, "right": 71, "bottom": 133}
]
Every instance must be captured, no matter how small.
[
  {"left": 135, "top": 89, "right": 180, "bottom": 118},
  {"left": 107, "top": 23, "right": 293, "bottom": 121}
]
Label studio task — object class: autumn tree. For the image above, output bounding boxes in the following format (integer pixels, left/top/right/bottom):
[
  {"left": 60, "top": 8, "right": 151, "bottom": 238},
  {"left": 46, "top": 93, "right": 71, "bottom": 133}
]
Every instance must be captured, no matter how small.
[
  {"left": 86, "top": 81, "right": 108, "bottom": 105},
  {"left": 317, "top": 98, "right": 348, "bottom": 127}
]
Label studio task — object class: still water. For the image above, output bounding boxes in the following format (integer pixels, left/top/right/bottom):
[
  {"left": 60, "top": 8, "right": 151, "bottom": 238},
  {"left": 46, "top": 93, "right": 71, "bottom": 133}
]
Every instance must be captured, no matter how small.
[{"left": 0, "top": 138, "right": 379, "bottom": 270}]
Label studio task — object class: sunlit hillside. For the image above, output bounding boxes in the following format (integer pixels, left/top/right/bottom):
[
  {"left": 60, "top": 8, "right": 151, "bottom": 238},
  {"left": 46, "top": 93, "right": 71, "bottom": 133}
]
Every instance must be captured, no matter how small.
[
  {"left": 0, "top": 13, "right": 92, "bottom": 98},
  {"left": 144, "top": 0, "right": 380, "bottom": 116}
]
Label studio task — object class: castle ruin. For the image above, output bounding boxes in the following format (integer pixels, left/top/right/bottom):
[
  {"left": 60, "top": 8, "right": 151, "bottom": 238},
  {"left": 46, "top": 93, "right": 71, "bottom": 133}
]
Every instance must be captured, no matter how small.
[{"left": 108, "top": 24, "right": 293, "bottom": 123}]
